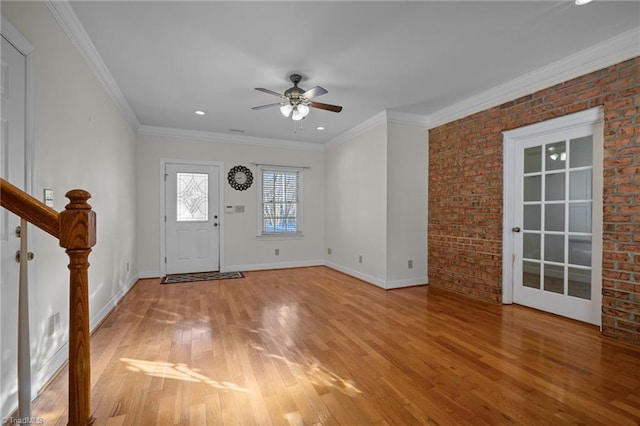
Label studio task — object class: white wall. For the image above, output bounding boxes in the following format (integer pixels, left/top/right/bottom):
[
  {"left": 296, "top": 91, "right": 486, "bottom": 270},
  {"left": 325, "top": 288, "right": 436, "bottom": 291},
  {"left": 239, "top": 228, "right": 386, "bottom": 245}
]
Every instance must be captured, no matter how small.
[
  {"left": 324, "top": 123, "right": 389, "bottom": 286},
  {"left": 324, "top": 118, "right": 428, "bottom": 288},
  {"left": 1, "top": 1, "right": 137, "bottom": 415},
  {"left": 135, "top": 133, "right": 325, "bottom": 276},
  {"left": 386, "top": 122, "right": 428, "bottom": 287}
]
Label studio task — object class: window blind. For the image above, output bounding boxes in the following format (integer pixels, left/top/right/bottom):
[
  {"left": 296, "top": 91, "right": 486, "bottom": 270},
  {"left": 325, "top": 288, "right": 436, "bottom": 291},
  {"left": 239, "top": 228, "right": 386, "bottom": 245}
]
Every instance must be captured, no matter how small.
[{"left": 262, "top": 169, "right": 300, "bottom": 234}]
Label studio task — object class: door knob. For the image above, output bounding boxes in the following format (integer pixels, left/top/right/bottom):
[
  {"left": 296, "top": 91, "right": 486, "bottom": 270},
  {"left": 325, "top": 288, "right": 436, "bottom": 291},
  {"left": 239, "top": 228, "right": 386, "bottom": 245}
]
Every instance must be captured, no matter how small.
[
  {"left": 512, "top": 226, "right": 521, "bottom": 233},
  {"left": 213, "top": 223, "right": 218, "bottom": 227}
]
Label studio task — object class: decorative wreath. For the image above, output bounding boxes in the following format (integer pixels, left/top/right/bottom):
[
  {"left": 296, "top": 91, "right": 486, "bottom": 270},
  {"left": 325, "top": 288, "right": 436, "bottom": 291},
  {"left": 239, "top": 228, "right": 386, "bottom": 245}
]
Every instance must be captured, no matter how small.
[{"left": 227, "top": 165, "right": 253, "bottom": 191}]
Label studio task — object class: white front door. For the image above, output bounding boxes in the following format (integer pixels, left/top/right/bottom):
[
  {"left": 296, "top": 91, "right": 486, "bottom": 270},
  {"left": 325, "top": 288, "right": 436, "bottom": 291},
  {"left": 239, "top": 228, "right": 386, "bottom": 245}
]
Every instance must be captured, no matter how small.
[
  {"left": 506, "top": 109, "right": 603, "bottom": 325},
  {"left": 165, "top": 163, "right": 220, "bottom": 274},
  {"left": 1, "top": 35, "right": 27, "bottom": 417}
]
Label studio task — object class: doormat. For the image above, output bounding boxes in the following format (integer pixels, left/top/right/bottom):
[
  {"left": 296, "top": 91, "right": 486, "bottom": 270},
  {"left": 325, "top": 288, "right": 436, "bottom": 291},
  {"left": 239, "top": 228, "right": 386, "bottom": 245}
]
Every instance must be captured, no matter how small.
[{"left": 161, "top": 271, "right": 245, "bottom": 284}]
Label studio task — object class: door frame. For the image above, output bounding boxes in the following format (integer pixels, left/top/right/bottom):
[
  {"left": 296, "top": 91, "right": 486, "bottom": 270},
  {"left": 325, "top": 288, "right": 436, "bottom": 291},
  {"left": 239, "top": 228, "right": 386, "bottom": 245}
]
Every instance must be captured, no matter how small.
[
  {"left": 159, "top": 158, "right": 225, "bottom": 277},
  {"left": 502, "top": 107, "right": 604, "bottom": 321},
  {"left": 1, "top": 15, "right": 38, "bottom": 399}
]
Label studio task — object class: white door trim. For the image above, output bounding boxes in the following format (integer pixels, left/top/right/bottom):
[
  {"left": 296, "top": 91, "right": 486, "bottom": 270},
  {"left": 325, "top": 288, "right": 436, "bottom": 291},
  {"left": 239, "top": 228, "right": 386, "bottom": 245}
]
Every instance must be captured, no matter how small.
[
  {"left": 502, "top": 107, "right": 604, "bottom": 306},
  {"left": 159, "top": 158, "right": 225, "bottom": 277}
]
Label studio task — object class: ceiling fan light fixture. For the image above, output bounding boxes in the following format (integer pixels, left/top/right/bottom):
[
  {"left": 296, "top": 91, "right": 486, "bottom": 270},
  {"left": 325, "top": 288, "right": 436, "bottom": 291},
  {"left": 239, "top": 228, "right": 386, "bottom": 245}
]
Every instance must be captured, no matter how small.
[
  {"left": 280, "top": 104, "right": 293, "bottom": 117},
  {"left": 291, "top": 106, "right": 304, "bottom": 121},
  {"left": 253, "top": 74, "right": 342, "bottom": 127},
  {"left": 297, "top": 103, "right": 310, "bottom": 118}
]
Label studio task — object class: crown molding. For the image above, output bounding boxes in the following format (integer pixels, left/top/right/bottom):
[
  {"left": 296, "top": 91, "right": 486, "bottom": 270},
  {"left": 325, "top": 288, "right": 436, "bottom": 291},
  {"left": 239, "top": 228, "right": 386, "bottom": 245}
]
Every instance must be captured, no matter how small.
[
  {"left": 45, "top": 1, "right": 140, "bottom": 130},
  {"left": 138, "top": 125, "right": 325, "bottom": 151},
  {"left": 325, "top": 109, "right": 429, "bottom": 148},
  {"left": 325, "top": 110, "right": 387, "bottom": 147},
  {"left": 386, "top": 110, "right": 430, "bottom": 127},
  {"left": 428, "top": 26, "right": 640, "bottom": 129}
]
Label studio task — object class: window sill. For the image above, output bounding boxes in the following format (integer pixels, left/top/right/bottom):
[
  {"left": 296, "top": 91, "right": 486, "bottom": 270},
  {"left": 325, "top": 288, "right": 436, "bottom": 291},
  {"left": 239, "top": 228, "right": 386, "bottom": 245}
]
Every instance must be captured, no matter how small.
[{"left": 257, "top": 233, "right": 304, "bottom": 241}]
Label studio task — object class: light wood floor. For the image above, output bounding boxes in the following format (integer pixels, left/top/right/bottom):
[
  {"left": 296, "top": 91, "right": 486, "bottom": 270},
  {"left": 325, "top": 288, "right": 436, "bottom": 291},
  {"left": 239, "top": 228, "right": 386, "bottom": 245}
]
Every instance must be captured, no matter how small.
[{"left": 31, "top": 266, "right": 640, "bottom": 425}]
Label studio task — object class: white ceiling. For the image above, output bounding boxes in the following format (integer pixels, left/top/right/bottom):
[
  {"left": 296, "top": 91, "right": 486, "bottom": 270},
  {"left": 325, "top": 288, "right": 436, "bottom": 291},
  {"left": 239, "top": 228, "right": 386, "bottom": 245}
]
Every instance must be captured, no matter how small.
[{"left": 67, "top": 1, "right": 640, "bottom": 145}]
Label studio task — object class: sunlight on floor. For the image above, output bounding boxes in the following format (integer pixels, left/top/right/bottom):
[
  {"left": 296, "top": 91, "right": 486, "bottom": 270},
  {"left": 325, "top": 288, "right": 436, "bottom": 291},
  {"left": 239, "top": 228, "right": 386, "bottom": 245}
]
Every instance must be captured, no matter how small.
[
  {"left": 284, "top": 411, "right": 304, "bottom": 425},
  {"left": 253, "top": 345, "right": 362, "bottom": 397},
  {"left": 119, "top": 358, "right": 249, "bottom": 393},
  {"left": 257, "top": 302, "right": 363, "bottom": 398}
]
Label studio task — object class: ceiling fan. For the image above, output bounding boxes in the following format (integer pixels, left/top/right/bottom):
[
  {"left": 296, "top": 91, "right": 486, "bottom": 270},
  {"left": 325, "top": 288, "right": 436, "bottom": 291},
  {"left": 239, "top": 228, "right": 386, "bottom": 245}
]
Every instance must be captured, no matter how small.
[{"left": 252, "top": 74, "right": 343, "bottom": 121}]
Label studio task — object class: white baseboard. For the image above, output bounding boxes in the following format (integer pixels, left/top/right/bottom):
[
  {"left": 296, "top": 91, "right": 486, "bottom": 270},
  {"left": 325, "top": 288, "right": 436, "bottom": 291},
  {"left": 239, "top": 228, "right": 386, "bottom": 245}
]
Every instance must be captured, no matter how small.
[
  {"left": 138, "top": 270, "right": 160, "bottom": 279},
  {"left": 324, "top": 261, "right": 428, "bottom": 289},
  {"left": 324, "top": 261, "right": 387, "bottom": 288},
  {"left": 144, "top": 262, "right": 325, "bottom": 276},
  {"left": 224, "top": 260, "right": 324, "bottom": 272},
  {"left": 33, "top": 341, "right": 68, "bottom": 401},
  {"left": 386, "top": 277, "right": 428, "bottom": 289},
  {"left": 90, "top": 273, "right": 139, "bottom": 332}
]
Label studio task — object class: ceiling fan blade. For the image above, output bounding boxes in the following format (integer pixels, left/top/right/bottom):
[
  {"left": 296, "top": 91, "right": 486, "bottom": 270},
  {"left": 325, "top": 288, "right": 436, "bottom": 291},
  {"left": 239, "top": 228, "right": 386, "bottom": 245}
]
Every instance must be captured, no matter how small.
[
  {"left": 302, "top": 86, "right": 328, "bottom": 100},
  {"left": 252, "top": 103, "right": 282, "bottom": 110},
  {"left": 309, "top": 102, "right": 343, "bottom": 113},
  {"left": 255, "top": 88, "right": 285, "bottom": 98}
]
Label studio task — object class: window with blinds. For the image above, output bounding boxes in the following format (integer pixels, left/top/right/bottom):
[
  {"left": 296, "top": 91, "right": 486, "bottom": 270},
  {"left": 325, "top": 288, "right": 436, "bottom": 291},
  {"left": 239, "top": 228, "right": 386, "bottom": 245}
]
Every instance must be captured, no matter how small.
[{"left": 260, "top": 168, "right": 302, "bottom": 235}]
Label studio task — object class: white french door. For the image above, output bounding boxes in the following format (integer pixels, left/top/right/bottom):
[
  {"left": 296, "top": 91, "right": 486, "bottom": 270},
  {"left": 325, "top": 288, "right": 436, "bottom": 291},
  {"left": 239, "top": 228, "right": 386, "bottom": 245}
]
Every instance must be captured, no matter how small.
[
  {"left": 164, "top": 162, "right": 220, "bottom": 274},
  {"left": 504, "top": 108, "right": 603, "bottom": 325}
]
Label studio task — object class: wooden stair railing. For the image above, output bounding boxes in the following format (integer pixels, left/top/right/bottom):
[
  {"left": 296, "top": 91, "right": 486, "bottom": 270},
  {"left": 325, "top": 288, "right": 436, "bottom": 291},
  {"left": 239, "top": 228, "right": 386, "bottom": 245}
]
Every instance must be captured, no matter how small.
[{"left": 1, "top": 178, "right": 96, "bottom": 426}]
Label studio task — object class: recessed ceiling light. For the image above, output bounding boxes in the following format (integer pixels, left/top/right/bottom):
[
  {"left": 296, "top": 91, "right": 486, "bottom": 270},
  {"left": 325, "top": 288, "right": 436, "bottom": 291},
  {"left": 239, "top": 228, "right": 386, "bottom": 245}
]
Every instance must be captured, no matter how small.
[
  {"left": 194, "top": 110, "right": 206, "bottom": 116},
  {"left": 316, "top": 126, "right": 325, "bottom": 131},
  {"left": 574, "top": 0, "right": 593, "bottom": 5}
]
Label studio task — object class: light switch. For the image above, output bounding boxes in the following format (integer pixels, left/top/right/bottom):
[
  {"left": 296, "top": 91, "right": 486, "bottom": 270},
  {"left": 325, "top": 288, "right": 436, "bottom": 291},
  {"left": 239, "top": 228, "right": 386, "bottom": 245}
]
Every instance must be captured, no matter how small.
[{"left": 44, "top": 189, "right": 54, "bottom": 207}]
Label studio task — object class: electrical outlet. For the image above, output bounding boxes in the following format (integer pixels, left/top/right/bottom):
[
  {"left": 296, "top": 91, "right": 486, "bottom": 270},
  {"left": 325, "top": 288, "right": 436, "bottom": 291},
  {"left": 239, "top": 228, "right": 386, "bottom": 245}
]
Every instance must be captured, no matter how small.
[
  {"left": 408, "top": 260, "right": 413, "bottom": 269},
  {"left": 48, "top": 312, "right": 60, "bottom": 336},
  {"left": 327, "top": 248, "right": 332, "bottom": 255},
  {"left": 359, "top": 255, "right": 363, "bottom": 264},
  {"left": 275, "top": 248, "right": 280, "bottom": 256}
]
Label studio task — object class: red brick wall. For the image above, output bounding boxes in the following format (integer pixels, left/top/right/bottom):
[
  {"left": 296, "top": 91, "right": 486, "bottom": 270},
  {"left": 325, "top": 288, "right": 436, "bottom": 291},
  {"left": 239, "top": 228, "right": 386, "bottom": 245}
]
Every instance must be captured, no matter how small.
[{"left": 428, "top": 57, "right": 640, "bottom": 344}]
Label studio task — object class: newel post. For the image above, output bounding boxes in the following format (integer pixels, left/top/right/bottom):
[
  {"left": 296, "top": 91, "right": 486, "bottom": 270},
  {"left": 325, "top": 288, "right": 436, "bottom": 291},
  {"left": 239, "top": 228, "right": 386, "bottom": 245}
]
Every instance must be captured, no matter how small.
[{"left": 59, "top": 190, "right": 96, "bottom": 426}]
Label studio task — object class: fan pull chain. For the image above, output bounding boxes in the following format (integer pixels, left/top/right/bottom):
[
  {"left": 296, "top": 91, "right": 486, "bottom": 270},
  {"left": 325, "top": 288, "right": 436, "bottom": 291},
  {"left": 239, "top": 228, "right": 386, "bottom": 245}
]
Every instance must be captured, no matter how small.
[{"left": 293, "top": 120, "right": 304, "bottom": 134}]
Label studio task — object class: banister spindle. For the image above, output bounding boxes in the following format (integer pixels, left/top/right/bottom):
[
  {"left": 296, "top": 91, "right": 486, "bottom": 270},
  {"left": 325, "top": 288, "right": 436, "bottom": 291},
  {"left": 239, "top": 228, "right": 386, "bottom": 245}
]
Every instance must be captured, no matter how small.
[
  {"left": 18, "top": 218, "right": 31, "bottom": 419},
  {"left": 59, "top": 190, "right": 96, "bottom": 426}
]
